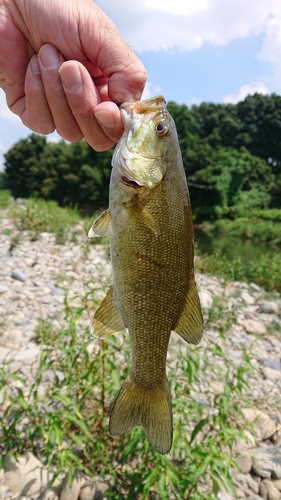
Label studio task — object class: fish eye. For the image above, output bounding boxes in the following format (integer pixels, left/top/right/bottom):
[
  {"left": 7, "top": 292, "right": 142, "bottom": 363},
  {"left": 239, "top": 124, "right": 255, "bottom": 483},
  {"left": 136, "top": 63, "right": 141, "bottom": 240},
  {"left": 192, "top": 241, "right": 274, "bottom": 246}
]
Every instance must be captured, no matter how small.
[{"left": 155, "top": 122, "right": 169, "bottom": 136}]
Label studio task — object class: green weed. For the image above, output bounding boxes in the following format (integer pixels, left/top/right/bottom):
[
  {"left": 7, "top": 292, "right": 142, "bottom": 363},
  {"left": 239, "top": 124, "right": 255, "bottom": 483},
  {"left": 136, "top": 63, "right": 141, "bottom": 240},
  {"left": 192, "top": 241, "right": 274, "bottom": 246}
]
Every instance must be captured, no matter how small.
[
  {"left": 0, "top": 280, "right": 251, "bottom": 499},
  {"left": 5, "top": 198, "right": 81, "bottom": 244},
  {"left": 196, "top": 249, "right": 281, "bottom": 293},
  {"left": 0, "top": 189, "right": 11, "bottom": 208}
]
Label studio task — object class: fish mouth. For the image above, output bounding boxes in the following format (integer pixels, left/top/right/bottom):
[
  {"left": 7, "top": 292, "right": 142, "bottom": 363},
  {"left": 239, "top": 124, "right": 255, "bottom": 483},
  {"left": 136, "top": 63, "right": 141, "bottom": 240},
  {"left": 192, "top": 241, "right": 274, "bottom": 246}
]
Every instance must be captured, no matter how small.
[{"left": 121, "top": 176, "right": 143, "bottom": 188}]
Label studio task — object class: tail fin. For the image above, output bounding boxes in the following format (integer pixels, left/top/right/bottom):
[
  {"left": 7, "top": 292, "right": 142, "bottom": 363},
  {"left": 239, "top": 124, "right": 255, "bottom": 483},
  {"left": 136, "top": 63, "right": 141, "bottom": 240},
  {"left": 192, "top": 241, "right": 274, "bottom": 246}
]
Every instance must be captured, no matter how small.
[{"left": 109, "top": 375, "right": 172, "bottom": 455}]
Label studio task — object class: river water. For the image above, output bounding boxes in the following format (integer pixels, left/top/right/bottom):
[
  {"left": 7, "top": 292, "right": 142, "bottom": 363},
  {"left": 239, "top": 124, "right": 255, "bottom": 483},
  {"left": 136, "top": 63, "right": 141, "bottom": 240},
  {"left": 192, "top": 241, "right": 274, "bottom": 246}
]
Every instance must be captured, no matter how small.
[{"left": 194, "top": 227, "right": 280, "bottom": 266}]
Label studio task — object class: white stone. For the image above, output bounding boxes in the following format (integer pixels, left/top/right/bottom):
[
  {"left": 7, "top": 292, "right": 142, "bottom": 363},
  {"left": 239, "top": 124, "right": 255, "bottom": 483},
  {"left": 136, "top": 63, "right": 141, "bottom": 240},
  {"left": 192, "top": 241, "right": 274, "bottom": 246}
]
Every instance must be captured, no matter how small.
[
  {"left": 244, "top": 319, "right": 267, "bottom": 336},
  {"left": 241, "top": 291, "right": 255, "bottom": 305},
  {"left": 259, "top": 301, "right": 279, "bottom": 315},
  {"left": 199, "top": 290, "right": 213, "bottom": 309},
  {"left": 263, "top": 367, "right": 281, "bottom": 381},
  {"left": 3, "top": 453, "right": 62, "bottom": 497},
  {"left": 14, "top": 346, "right": 40, "bottom": 362},
  {"left": 242, "top": 408, "right": 276, "bottom": 440}
]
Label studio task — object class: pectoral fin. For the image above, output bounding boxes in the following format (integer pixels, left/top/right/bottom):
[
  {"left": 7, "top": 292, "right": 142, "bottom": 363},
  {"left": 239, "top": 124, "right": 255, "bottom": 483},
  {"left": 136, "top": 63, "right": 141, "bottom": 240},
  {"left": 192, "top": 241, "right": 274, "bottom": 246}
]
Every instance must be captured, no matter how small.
[
  {"left": 124, "top": 198, "right": 160, "bottom": 236},
  {"left": 88, "top": 209, "right": 112, "bottom": 238},
  {"left": 91, "top": 285, "right": 126, "bottom": 338},
  {"left": 174, "top": 278, "right": 203, "bottom": 345}
]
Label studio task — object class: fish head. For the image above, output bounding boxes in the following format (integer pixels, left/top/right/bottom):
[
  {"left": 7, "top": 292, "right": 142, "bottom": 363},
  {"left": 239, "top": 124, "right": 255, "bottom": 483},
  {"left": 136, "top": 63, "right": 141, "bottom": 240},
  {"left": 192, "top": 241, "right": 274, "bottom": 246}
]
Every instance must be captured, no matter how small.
[{"left": 112, "top": 96, "right": 176, "bottom": 190}]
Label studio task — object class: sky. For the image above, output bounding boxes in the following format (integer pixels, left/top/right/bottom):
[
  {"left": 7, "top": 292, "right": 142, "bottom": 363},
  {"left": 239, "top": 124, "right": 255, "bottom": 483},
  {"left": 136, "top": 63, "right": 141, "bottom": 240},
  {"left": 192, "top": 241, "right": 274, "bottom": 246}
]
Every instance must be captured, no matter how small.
[{"left": 1, "top": 0, "right": 281, "bottom": 170}]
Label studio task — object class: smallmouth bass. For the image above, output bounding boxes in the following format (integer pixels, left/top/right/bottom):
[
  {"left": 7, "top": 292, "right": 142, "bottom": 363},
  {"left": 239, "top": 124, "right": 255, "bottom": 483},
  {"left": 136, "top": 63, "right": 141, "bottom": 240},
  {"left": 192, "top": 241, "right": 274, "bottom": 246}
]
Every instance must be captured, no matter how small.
[{"left": 89, "top": 96, "right": 203, "bottom": 454}]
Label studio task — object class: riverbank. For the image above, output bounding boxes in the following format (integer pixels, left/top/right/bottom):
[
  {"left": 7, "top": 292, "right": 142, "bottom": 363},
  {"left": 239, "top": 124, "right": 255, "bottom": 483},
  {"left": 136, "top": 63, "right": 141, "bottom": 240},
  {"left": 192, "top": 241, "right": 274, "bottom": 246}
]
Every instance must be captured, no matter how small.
[
  {"left": 1, "top": 202, "right": 281, "bottom": 499},
  {"left": 194, "top": 214, "right": 281, "bottom": 293}
]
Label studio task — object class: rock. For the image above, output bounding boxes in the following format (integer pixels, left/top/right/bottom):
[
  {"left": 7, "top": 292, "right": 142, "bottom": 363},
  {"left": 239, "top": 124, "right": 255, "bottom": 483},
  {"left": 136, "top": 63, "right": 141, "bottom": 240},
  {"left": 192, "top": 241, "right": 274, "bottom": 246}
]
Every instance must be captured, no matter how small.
[
  {"left": 60, "top": 470, "right": 86, "bottom": 500},
  {"left": 259, "top": 481, "right": 268, "bottom": 499},
  {"left": 79, "top": 480, "right": 110, "bottom": 500},
  {"left": 253, "top": 445, "right": 281, "bottom": 480},
  {"left": 273, "top": 479, "right": 281, "bottom": 491},
  {"left": 242, "top": 408, "right": 276, "bottom": 440},
  {"left": 198, "top": 290, "right": 213, "bottom": 309},
  {"left": 262, "top": 358, "right": 281, "bottom": 371},
  {"left": 0, "top": 284, "right": 9, "bottom": 294},
  {"left": 252, "top": 462, "right": 272, "bottom": 478},
  {"left": 241, "top": 291, "right": 255, "bottom": 305},
  {"left": 217, "top": 489, "right": 235, "bottom": 500},
  {"left": 51, "top": 287, "right": 65, "bottom": 296},
  {"left": 0, "top": 484, "right": 14, "bottom": 500},
  {"left": 259, "top": 301, "right": 279, "bottom": 314},
  {"left": 262, "top": 367, "right": 281, "bottom": 381},
  {"left": 209, "top": 380, "right": 224, "bottom": 395},
  {"left": 232, "top": 431, "right": 256, "bottom": 455},
  {"left": 79, "top": 483, "right": 97, "bottom": 500},
  {"left": 247, "top": 475, "right": 260, "bottom": 494},
  {"left": 236, "top": 456, "right": 253, "bottom": 474},
  {"left": 261, "top": 480, "right": 281, "bottom": 500},
  {"left": 0, "top": 347, "right": 13, "bottom": 364},
  {"left": 11, "top": 268, "right": 26, "bottom": 282},
  {"left": 93, "top": 480, "right": 111, "bottom": 499},
  {"left": 14, "top": 346, "right": 40, "bottom": 362},
  {"left": 247, "top": 496, "right": 264, "bottom": 500},
  {"left": 244, "top": 319, "right": 267, "bottom": 336},
  {"left": 3, "top": 452, "right": 61, "bottom": 498},
  {"left": 250, "top": 283, "right": 262, "bottom": 291}
]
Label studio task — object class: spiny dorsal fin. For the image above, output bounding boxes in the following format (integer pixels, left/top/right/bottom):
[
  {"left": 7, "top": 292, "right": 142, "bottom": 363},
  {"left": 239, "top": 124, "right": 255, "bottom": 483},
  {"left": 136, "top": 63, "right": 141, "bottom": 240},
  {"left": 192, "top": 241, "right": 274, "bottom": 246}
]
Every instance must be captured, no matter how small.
[
  {"left": 173, "top": 277, "right": 204, "bottom": 345},
  {"left": 88, "top": 209, "right": 112, "bottom": 238},
  {"left": 91, "top": 285, "right": 126, "bottom": 338}
]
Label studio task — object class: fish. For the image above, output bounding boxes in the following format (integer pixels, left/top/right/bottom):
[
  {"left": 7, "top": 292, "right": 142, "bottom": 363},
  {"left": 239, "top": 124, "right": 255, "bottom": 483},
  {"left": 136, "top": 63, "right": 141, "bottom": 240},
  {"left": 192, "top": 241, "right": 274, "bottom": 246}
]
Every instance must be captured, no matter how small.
[{"left": 88, "top": 95, "right": 203, "bottom": 455}]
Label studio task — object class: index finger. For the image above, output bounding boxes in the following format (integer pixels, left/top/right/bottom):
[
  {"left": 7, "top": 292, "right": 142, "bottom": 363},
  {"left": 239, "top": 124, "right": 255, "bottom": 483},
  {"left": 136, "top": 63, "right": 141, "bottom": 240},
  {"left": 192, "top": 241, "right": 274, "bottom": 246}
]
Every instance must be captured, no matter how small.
[
  {"left": 59, "top": 60, "right": 123, "bottom": 151},
  {"left": 81, "top": 7, "right": 147, "bottom": 103}
]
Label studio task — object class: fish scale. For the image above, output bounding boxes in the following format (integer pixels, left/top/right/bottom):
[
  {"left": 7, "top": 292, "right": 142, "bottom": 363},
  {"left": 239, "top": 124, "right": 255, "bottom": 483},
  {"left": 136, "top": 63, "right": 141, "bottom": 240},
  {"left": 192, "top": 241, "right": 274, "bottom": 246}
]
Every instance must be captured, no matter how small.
[{"left": 89, "top": 95, "right": 203, "bottom": 454}]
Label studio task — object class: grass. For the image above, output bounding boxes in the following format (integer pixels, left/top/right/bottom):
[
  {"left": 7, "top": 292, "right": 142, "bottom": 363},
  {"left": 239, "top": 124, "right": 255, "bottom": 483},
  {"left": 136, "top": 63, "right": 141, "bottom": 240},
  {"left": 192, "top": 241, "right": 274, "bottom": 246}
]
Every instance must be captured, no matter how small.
[
  {"left": 1, "top": 195, "right": 86, "bottom": 245},
  {"left": 0, "top": 284, "right": 253, "bottom": 499},
  {"left": 195, "top": 249, "right": 281, "bottom": 293}
]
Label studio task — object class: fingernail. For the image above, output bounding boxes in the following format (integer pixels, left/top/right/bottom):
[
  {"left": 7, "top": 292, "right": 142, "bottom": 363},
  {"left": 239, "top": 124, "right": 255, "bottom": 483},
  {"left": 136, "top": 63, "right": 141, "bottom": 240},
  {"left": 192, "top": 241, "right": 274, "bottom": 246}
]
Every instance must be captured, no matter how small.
[
  {"left": 59, "top": 63, "right": 83, "bottom": 93},
  {"left": 30, "top": 55, "right": 40, "bottom": 75},
  {"left": 40, "top": 45, "right": 62, "bottom": 69},
  {"left": 95, "top": 111, "right": 116, "bottom": 129}
]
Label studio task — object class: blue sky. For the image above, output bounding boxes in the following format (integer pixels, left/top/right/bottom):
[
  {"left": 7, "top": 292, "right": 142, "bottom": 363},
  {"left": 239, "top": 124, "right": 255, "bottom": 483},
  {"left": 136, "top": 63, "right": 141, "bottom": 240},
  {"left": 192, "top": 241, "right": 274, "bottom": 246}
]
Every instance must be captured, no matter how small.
[{"left": 1, "top": 0, "right": 281, "bottom": 170}]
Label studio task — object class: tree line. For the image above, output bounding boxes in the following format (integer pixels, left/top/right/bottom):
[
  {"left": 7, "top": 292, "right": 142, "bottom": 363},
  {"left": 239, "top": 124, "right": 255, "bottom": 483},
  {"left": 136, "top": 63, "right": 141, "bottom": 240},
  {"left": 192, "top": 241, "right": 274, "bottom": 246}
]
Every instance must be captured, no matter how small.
[{"left": 1, "top": 92, "right": 281, "bottom": 221}]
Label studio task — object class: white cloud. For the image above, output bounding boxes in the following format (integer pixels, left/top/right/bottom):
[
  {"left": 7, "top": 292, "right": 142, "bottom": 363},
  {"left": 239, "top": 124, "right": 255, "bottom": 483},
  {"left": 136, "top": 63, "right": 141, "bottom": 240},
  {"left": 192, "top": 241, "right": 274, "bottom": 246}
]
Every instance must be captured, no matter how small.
[
  {"left": 223, "top": 82, "right": 269, "bottom": 104},
  {"left": 0, "top": 91, "right": 22, "bottom": 123},
  {"left": 145, "top": 0, "right": 208, "bottom": 17},
  {"left": 258, "top": 15, "right": 281, "bottom": 86},
  {"left": 141, "top": 81, "right": 162, "bottom": 100},
  {"left": 97, "top": 0, "right": 281, "bottom": 52}
]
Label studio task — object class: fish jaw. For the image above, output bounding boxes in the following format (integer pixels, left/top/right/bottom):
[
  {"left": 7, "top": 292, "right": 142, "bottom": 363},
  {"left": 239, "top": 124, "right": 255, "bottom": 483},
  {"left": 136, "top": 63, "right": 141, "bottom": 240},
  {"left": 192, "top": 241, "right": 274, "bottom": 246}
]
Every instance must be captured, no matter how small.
[{"left": 111, "top": 96, "right": 173, "bottom": 190}]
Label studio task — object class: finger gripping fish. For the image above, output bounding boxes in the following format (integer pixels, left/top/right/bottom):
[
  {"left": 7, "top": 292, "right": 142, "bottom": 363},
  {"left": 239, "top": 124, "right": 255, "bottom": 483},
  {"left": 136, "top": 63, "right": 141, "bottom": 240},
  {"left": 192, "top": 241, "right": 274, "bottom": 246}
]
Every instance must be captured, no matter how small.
[{"left": 88, "top": 96, "right": 203, "bottom": 454}]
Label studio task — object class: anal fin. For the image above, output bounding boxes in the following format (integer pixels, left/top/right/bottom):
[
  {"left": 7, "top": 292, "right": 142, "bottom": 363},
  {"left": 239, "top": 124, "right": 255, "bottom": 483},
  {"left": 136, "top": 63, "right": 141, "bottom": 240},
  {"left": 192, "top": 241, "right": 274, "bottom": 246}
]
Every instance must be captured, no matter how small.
[
  {"left": 91, "top": 285, "right": 126, "bottom": 338},
  {"left": 174, "top": 277, "right": 204, "bottom": 345}
]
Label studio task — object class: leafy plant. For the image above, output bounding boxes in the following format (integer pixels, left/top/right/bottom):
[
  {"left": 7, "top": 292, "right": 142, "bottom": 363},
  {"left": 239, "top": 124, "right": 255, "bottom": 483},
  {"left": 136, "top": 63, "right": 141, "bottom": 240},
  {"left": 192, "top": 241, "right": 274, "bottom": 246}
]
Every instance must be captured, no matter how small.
[
  {"left": 0, "top": 189, "right": 11, "bottom": 208},
  {"left": 196, "top": 248, "right": 281, "bottom": 293},
  {"left": 0, "top": 280, "right": 251, "bottom": 499}
]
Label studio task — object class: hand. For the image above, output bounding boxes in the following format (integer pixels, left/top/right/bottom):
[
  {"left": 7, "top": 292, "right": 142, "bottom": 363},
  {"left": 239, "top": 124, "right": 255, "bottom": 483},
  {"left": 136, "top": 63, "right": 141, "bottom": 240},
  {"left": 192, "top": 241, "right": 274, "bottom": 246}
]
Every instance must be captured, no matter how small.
[{"left": 0, "top": 0, "right": 147, "bottom": 151}]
